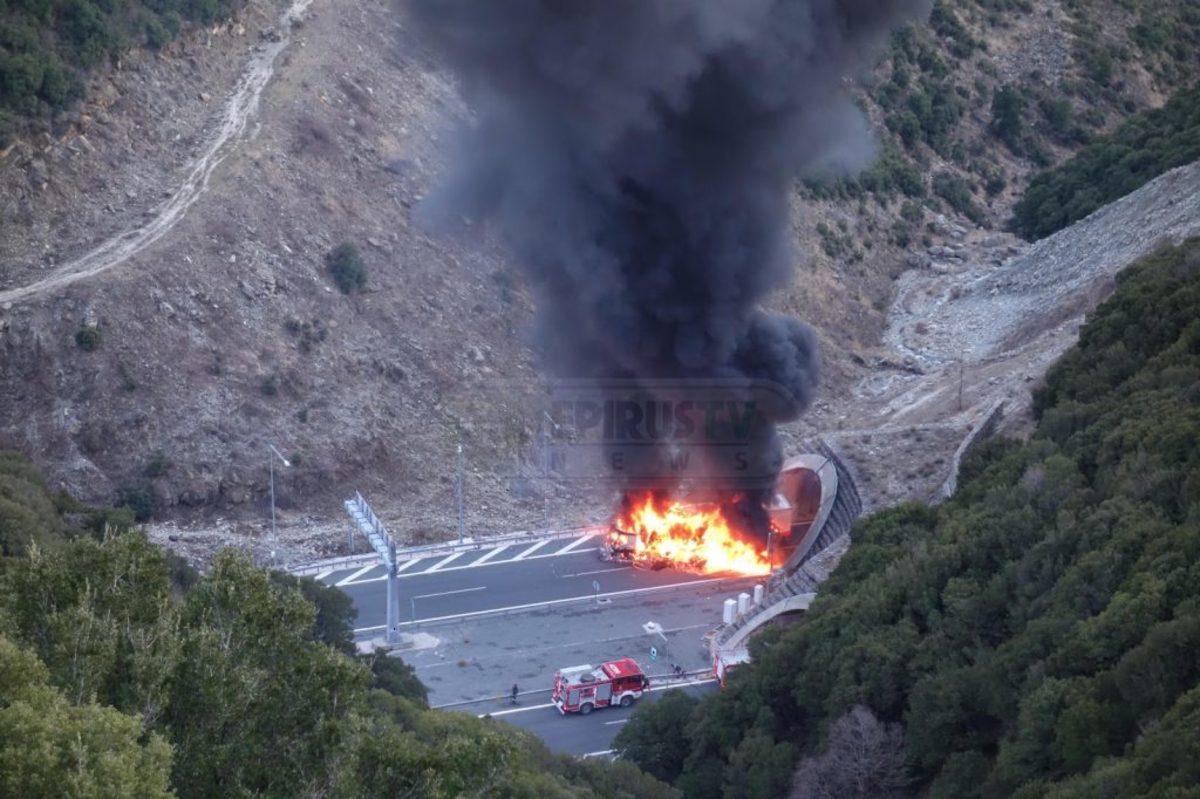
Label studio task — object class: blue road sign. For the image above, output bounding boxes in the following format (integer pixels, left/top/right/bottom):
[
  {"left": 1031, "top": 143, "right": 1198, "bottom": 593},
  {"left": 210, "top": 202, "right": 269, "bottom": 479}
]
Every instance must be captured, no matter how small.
[{"left": 650, "top": 646, "right": 658, "bottom": 661}]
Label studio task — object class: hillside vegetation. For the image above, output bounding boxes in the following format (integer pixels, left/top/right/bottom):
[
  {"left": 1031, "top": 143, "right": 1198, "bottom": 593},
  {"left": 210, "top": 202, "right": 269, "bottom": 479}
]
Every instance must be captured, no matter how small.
[
  {"left": 0, "top": 0, "right": 245, "bottom": 145},
  {"left": 615, "top": 237, "right": 1200, "bottom": 798},
  {"left": 0, "top": 461, "right": 676, "bottom": 798},
  {"left": 1012, "top": 81, "right": 1200, "bottom": 239}
]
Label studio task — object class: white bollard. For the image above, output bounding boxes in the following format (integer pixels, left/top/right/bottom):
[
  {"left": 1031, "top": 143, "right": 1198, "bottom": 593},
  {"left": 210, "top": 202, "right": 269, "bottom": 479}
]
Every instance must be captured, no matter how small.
[
  {"left": 737, "top": 592, "right": 750, "bottom": 617},
  {"left": 753, "top": 584, "right": 764, "bottom": 606},
  {"left": 722, "top": 598, "right": 737, "bottom": 624}
]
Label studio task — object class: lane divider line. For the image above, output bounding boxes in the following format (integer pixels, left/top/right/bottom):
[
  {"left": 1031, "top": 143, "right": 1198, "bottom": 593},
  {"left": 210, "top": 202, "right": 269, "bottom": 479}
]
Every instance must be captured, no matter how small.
[
  {"left": 352, "top": 576, "right": 738, "bottom": 632},
  {"left": 412, "top": 586, "right": 486, "bottom": 600}
]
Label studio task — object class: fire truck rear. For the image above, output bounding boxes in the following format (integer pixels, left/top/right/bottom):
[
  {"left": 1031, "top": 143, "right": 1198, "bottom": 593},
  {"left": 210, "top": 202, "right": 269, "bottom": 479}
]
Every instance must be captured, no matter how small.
[{"left": 552, "top": 658, "right": 649, "bottom": 715}]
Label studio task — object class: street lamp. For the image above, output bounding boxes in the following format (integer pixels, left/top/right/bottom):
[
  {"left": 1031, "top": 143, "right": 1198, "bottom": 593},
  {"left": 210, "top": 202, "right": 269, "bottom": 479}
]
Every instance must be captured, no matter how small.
[
  {"left": 456, "top": 435, "right": 465, "bottom": 545},
  {"left": 268, "top": 443, "right": 290, "bottom": 568},
  {"left": 541, "top": 411, "right": 560, "bottom": 534}
]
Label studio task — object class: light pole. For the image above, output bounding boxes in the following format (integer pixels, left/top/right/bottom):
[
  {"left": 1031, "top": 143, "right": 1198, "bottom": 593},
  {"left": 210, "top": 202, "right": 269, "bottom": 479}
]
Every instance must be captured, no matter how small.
[
  {"left": 456, "top": 433, "right": 465, "bottom": 545},
  {"left": 268, "top": 443, "right": 290, "bottom": 568},
  {"left": 541, "top": 411, "right": 559, "bottom": 534}
]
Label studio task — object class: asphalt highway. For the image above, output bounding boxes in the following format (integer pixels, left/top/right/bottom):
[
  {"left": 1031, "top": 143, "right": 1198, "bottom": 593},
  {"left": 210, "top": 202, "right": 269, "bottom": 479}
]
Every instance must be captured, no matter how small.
[
  {"left": 316, "top": 533, "right": 755, "bottom": 756},
  {"left": 318, "top": 532, "right": 755, "bottom": 632}
]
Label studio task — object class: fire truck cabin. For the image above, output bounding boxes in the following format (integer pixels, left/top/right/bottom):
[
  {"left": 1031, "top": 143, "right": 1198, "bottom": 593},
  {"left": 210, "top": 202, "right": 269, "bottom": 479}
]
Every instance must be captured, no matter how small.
[{"left": 552, "top": 658, "right": 649, "bottom": 714}]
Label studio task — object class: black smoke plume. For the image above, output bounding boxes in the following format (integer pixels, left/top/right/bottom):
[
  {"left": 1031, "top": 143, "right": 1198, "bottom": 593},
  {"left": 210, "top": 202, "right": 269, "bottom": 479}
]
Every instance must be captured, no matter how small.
[{"left": 404, "top": 0, "right": 929, "bottom": 508}]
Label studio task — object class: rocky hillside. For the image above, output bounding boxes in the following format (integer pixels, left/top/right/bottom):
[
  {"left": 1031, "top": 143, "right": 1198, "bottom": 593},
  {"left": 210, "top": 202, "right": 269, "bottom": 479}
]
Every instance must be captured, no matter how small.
[{"left": 0, "top": 0, "right": 1198, "bottom": 562}]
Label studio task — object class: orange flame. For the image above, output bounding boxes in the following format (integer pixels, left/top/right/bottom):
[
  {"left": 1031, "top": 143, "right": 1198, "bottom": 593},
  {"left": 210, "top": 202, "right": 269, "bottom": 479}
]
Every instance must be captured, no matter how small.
[{"left": 608, "top": 493, "right": 771, "bottom": 576}]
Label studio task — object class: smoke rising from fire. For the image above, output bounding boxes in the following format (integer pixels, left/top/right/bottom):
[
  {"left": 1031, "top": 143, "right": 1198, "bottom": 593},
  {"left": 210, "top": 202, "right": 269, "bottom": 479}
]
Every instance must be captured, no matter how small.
[{"left": 404, "top": 0, "right": 930, "bottom": 500}]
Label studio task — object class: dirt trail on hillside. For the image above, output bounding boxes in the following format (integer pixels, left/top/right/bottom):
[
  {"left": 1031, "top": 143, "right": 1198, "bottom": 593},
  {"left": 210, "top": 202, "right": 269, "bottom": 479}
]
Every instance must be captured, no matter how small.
[{"left": 0, "top": 0, "right": 314, "bottom": 308}]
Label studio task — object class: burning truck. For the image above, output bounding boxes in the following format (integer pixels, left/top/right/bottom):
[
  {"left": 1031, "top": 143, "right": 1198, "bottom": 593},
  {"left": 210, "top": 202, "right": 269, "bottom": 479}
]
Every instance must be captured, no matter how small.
[{"left": 599, "top": 491, "right": 794, "bottom": 577}]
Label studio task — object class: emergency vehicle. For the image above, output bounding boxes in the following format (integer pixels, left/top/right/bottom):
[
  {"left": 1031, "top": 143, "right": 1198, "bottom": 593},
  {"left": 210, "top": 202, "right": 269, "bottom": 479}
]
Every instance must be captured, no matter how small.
[
  {"left": 713, "top": 646, "right": 750, "bottom": 688},
  {"left": 552, "top": 658, "right": 650, "bottom": 714}
]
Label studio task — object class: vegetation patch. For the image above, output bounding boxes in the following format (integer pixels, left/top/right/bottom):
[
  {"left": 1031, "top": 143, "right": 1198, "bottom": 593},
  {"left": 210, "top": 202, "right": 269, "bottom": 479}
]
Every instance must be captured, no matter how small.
[
  {"left": 74, "top": 325, "right": 100, "bottom": 351},
  {"left": 1012, "top": 82, "right": 1200, "bottom": 240},
  {"left": 0, "top": 464, "right": 680, "bottom": 797},
  {"left": 326, "top": 242, "right": 367, "bottom": 294},
  {"left": 0, "top": 0, "right": 247, "bottom": 145}
]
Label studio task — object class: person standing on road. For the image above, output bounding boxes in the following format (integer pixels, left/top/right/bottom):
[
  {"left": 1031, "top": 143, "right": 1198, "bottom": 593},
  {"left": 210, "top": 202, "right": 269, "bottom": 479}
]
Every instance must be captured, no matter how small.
[{"left": 511, "top": 682, "right": 519, "bottom": 705}]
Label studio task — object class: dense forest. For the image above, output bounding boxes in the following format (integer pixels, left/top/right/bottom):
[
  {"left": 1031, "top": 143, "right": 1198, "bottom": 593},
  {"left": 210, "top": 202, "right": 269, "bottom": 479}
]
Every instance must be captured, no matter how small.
[
  {"left": 1011, "top": 81, "right": 1200, "bottom": 240},
  {"left": 0, "top": 0, "right": 246, "bottom": 144},
  {"left": 0, "top": 463, "right": 676, "bottom": 798},
  {"left": 615, "top": 237, "right": 1200, "bottom": 798}
]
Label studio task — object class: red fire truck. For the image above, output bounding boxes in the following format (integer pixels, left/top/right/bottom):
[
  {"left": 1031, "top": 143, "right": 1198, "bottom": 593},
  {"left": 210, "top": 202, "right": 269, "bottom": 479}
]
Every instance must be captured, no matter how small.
[{"left": 552, "top": 658, "right": 650, "bottom": 714}]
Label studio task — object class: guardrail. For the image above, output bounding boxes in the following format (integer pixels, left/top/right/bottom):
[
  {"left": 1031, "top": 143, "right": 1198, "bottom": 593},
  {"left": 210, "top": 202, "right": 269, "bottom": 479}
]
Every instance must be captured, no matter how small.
[{"left": 289, "top": 524, "right": 606, "bottom": 577}]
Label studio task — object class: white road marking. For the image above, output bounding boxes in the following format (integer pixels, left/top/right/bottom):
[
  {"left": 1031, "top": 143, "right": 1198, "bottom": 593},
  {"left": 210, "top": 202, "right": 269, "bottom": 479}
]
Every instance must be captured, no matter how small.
[
  {"left": 352, "top": 578, "right": 738, "bottom": 633},
  {"left": 412, "top": 586, "right": 486, "bottom": 600},
  {"left": 559, "top": 567, "right": 626, "bottom": 579},
  {"left": 394, "top": 558, "right": 422, "bottom": 574},
  {"left": 513, "top": 540, "right": 552, "bottom": 560},
  {"left": 314, "top": 569, "right": 333, "bottom": 582},
  {"left": 425, "top": 551, "right": 466, "bottom": 572},
  {"left": 604, "top": 719, "right": 628, "bottom": 726},
  {"left": 483, "top": 702, "right": 554, "bottom": 717},
  {"left": 555, "top": 534, "right": 599, "bottom": 555},
  {"left": 336, "top": 563, "right": 381, "bottom": 587},
  {"left": 472, "top": 545, "right": 511, "bottom": 566},
  {"left": 336, "top": 543, "right": 603, "bottom": 585}
]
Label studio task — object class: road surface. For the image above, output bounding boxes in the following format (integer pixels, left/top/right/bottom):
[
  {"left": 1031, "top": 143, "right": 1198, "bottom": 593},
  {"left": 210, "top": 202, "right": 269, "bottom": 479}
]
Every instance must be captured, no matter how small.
[
  {"left": 315, "top": 531, "right": 762, "bottom": 712},
  {"left": 317, "top": 531, "right": 755, "bottom": 633}
]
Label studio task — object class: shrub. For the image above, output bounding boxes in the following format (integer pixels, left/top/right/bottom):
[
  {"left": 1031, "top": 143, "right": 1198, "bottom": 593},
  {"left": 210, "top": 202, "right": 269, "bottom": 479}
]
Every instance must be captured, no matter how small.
[
  {"left": 990, "top": 85, "right": 1026, "bottom": 151},
  {"left": 115, "top": 484, "right": 156, "bottom": 522},
  {"left": 326, "top": 243, "right": 367, "bottom": 294},
  {"left": 932, "top": 171, "right": 986, "bottom": 225},
  {"left": 74, "top": 325, "right": 100, "bottom": 351}
]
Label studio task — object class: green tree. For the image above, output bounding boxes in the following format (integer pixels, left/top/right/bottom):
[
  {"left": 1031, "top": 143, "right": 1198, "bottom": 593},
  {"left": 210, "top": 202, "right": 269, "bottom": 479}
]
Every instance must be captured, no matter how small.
[
  {"left": 166, "top": 551, "right": 371, "bottom": 796},
  {"left": 613, "top": 688, "right": 699, "bottom": 784},
  {"left": 268, "top": 569, "right": 358, "bottom": 655},
  {"left": 0, "top": 635, "right": 174, "bottom": 798}
]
